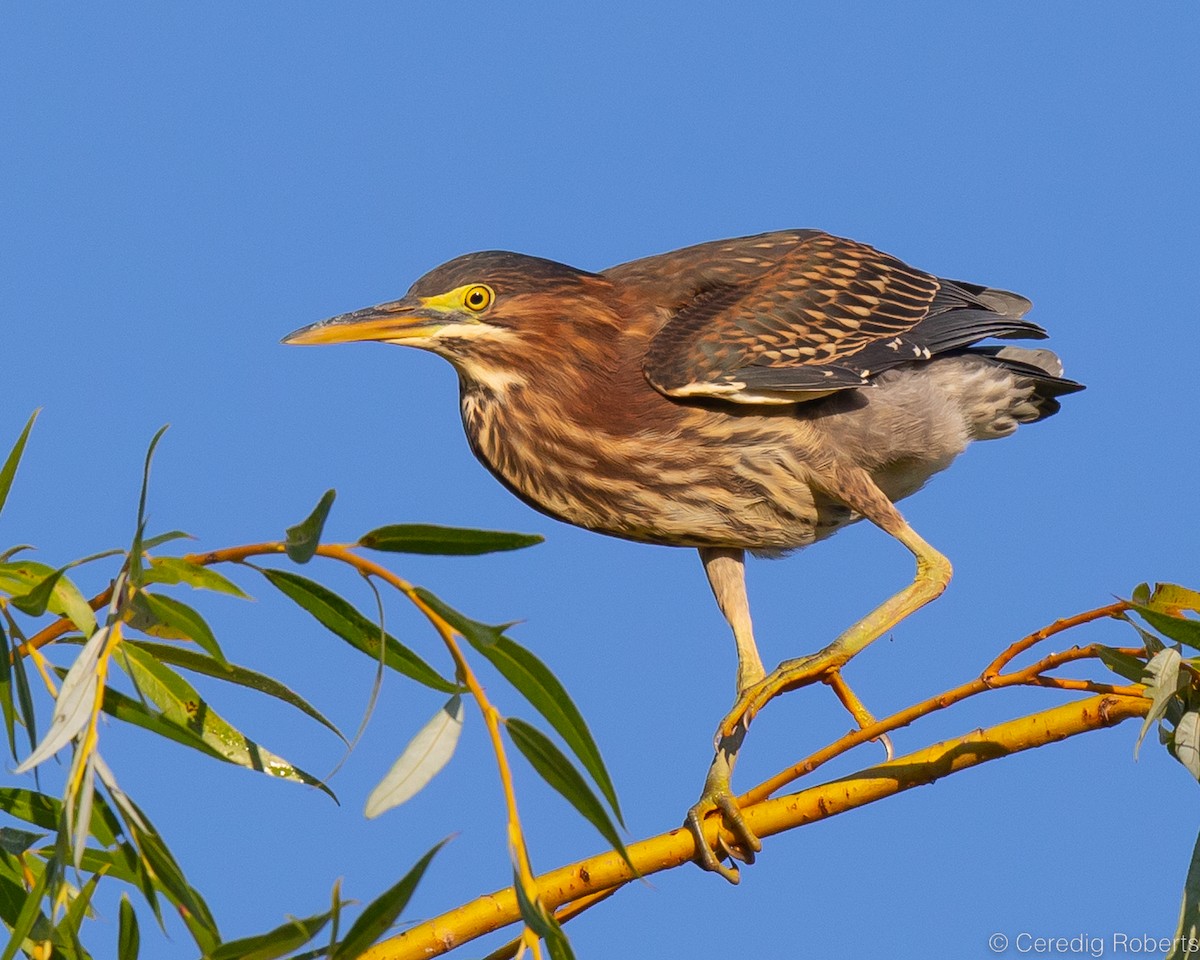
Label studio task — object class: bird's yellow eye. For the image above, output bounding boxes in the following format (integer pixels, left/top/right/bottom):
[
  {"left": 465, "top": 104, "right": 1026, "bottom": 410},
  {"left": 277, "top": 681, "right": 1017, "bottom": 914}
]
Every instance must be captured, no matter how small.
[{"left": 462, "top": 284, "right": 494, "bottom": 312}]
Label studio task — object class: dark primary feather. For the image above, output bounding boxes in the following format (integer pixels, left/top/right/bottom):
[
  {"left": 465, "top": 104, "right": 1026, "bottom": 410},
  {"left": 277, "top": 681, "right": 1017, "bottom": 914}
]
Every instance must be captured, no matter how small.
[{"left": 632, "top": 231, "right": 1063, "bottom": 403}]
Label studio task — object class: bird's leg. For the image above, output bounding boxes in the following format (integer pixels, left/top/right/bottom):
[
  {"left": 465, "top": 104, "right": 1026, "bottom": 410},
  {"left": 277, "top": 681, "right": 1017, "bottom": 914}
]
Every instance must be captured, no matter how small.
[
  {"left": 698, "top": 547, "right": 765, "bottom": 691},
  {"left": 719, "top": 468, "right": 952, "bottom": 739},
  {"left": 685, "top": 548, "right": 766, "bottom": 881}
]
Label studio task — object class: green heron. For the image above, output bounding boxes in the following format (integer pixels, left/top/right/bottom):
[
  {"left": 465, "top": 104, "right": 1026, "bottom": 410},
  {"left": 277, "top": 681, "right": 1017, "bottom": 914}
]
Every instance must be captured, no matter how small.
[{"left": 284, "top": 230, "right": 1082, "bottom": 880}]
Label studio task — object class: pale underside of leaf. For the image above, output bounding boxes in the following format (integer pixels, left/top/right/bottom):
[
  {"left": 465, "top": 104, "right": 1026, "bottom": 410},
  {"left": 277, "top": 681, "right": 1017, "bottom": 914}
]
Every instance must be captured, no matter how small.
[{"left": 365, "top": 695, "right": 464, "bottom": 818}]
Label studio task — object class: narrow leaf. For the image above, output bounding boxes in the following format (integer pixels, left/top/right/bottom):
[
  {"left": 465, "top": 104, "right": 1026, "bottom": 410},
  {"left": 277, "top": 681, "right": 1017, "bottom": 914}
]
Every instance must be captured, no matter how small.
[
  {"left": 0, "top": 561, "right": 97, "bottom": 637},
  {"left": 0, "top": 410, "right": 39, "bottom": 519},
  {"left": 285, "top": 489, "right": 336, "bottom": 563},
  {"left": 127, "top": 640, "right": 345, "bottom": 742},
  {"left": 0, "top": 827, "right": 46, "bottom": 855},
  {"left": 1096, "top": 646, "right": 1147, "bottom": 683},
  {"left": 505, "top": 718, "right": 631, "bottom": 868},
  {"left": 1137, "top": 648, "right": 1185, "bottom": 758},
  {"left": 1176, "top": 712, "right": 1200, "bottom": 780},
  {"left": 0, "top": 618, "right": 18, "bottom": 759},
  {"left": 476, "top": 636, "right": 622, "bottom": 824},
  {"left": 511, "top": 870, "right": 576, "bottom": 960},
  {"left": 1149, "top": 584, "right": 1200, "bottom": 616},
  {"left": 8, "top": 565, "right": 69, "bottom": 618},
  {"left": 121, "top": 799, "right": 221, "bottom": 954},
  {"left": 129, "top": 426, "right": 170, "bottom": 587},
  {"left": 116, "top": 644, "right": 333, "bottom": 796},
  {"left": 259, "top": 568, "right": 456, "bottom": 692},
  {"left": 15, "top": 626, "right": 112, "bottom": 773},
  {"left": 127, "top": 591, "right": 227, "bottom": 663},
  {"left": 208, "top": 909, "right": 332, "bottom": 960},
  {"left": 358, "top": 523, "right": 543, "bottom": 556},
  {"left": 1168, "top": 829, "right": 1200, "bottom": 960},
  {"left": 56, "top": 869, "right": 102, "bottom": 951},
  {"left": 0, "top": 855, "right": 49, "bottom": 960},
  {"left": 365, "top": 696, "right": 464, "bottom": 817},
  {"left": 144, "top": 557, "right": 249, "bottom": 598},
  {"left": 141, "top": 530, "right": 194, "bottom": 551},
  {"left": 5, "top": 620, "right": 39, "bottom": 757},
  {"left": 331, "top": 838, "right": 449, "bottom": 960},
  {"left": 1133, "top": 604, "right": 1200, "bottom": 652},
  {"left": 118, "top": 895, "right": 140, "bottom": 960},
  {"left": 97, "top": 684, "right": 228, "bottom": 762},
  {"left": 0, "top": 787, "right": 118, "bottom": 847},
  {"left": 413, "top": 588, "right": 506, "bottom": 649}
]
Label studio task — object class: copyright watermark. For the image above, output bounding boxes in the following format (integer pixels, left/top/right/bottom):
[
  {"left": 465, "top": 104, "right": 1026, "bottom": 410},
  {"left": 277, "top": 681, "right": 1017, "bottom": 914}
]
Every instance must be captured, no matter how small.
[{"left": 988, "top": 932, "right": 1200, "bottom": 956}]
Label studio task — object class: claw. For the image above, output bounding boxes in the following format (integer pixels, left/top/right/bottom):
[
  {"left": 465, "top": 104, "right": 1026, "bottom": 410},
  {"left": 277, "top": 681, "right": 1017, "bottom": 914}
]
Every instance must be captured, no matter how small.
[{"left": 685, "top": 730, "right": 761, "bottom": 883}]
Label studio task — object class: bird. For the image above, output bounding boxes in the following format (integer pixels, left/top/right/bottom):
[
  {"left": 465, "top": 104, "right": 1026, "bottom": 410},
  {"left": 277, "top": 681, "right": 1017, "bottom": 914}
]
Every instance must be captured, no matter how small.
[{"left": 284, "top": 229, "right": 1083, "bottom": 880}]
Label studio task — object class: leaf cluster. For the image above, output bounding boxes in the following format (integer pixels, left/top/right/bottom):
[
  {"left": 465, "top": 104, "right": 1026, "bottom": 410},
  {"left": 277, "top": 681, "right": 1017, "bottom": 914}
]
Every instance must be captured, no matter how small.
[{"left": 0, "top": 415, "right": 623, "bottom": 960}]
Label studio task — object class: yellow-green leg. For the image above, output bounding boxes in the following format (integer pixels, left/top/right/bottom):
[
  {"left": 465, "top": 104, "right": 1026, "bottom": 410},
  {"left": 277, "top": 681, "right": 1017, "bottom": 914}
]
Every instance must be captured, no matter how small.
[{"left": 686, "top": 470, "right": 952, "bottom": 880}]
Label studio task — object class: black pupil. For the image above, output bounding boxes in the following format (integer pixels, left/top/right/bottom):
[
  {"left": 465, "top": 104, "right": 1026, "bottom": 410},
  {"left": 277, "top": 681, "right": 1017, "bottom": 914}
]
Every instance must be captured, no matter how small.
[{"left": 469, "top": 291, "right": 484, "bottom": 306}]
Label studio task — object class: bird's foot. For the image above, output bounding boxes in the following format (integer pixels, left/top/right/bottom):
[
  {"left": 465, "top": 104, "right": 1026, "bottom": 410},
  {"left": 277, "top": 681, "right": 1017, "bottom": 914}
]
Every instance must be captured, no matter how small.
[
  {"left": 685, "top": 741, "right": 761, "bottom": 884},
  {"left": 718, "top": 650, "right": 835, "bottom": 739}
]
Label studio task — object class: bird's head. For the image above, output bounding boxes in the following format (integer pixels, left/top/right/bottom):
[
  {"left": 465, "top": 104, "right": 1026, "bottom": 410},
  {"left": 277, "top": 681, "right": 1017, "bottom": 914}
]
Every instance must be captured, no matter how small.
[{"left": 284, "top": 251, "right": 617, "bottom": 387}]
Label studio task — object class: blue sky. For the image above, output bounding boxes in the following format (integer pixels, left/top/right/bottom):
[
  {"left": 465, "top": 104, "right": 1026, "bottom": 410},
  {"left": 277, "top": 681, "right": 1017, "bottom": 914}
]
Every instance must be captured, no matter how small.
[{"left": 3, "top": 3, "right": 1199, "bottom": 958}]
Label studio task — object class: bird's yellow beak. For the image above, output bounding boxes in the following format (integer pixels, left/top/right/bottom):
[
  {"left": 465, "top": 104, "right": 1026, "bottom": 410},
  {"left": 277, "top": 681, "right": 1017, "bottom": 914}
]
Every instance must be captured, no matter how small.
[{"left": 282, "top": 299, "right": 446, "bottom": 346}]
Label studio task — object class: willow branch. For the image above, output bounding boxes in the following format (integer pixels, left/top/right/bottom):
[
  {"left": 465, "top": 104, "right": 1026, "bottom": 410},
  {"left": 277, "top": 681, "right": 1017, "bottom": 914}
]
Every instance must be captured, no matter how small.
[
  {"left": 743, "top": 641, "right": 1144, "bottom": 804},
  {"left": 360, "top": 692, "right": 1147, "bottom": 960}
]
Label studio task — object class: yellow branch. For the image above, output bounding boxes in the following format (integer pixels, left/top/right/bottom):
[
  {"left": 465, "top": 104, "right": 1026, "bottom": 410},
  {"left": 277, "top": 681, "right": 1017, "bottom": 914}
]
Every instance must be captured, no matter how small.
[{"left": 360, "top": 692, "right": 1148, "bottom": 960}]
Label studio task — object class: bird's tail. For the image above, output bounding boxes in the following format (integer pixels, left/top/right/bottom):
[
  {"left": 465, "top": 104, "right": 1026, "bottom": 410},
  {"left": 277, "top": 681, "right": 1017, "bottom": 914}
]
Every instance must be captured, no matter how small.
[{"left": 959, "top": 344, "right": 1085, "bottom": 432}]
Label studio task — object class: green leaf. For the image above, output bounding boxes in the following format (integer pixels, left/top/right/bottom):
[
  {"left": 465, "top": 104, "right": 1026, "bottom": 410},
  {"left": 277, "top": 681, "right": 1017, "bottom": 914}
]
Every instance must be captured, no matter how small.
[
  {"left": 98, "top": 683, "right": 227, "bottom": 761},
  {"left": 477, "top": 636, "right": 622, "bottom": 825},
  {"left": 1096, "top": 646, "right": 1147, "bottom": 683},
  {"left": 144, "top": 557, "right": 249, "bottom": 598},
  {"left": 209, "top": 909, "right": 332, "bottom": 960},
  {"left": 0, "top": 560, "right": 97, "bottom": 637},
  {"left": 259, "top": 568, "right": 456, "bottom": 693},
  {"left": 118, "top": 895, "right": 140, "bottom": 960},
  {"left": 285, "top": 489, "right": 336, "bottom": 563},
  {"left": 413, "top": 587, "right": 506, "bottom": 649},
  {"left": 358, "top": 523, "right": 543, "bottom": 556},
  {"left": 127, "top": 591, "right": 227, "bottom": 664},
  {"left": 0, "top": 618, "right": 19, "bottom": 760},
  {"left": 0, "top": 827, "right": 45, "bottom": 856},
  {"left": 127, "top": 640, "right": 345, "bottom": 743},
  {"left": 129, "top": 426, "right": 170, "bottom": 587},
  {"left": 56, "top": 869, "right": 102, "bottom": 955},
  {"left": 1168, "top": 829, "right": 1200, "bottom": 960},
  {"left": 118, "top": 795, "right": 221, "bottom": 955},
  {"left": 365, "top": 695, "right": 464, "bottom": 818},
  {"left": 1148, "top": 584, "right": 1200, "bottom": 615},
  {"left": 7, "top": 565, "right": 68, "bottom": 618},
  {"left": 1132, "top": 604, "right": 1200, "bottom": 652},
  {"left": 0, "top": 787, "right": 116, "bottom": 847},
  {"left": 505, "top": 718, "right": 631, "bottom": 869},
  {"left": 141, "top": 530, "right": 194, "bottom": 551},
  {"left": 4, "top": 621, "right": 39, "bottom": 759},
  {"left": 0, "top": 853, "right": 49, "bottom": 960},
  {"left": 331, "top": 838, "right": 449, "bottom": 960},
  {"left": 0, "top": 410, "right": 39, "bottom": 520},
  {"left": 8, "top": 550, "right": 118, "bottom": 620},
  {"left": 116, "top": 644, "right": 334, "bottom": 797},
  {"left": 511, "top": 870, "right": 575, "bottom": 960}
]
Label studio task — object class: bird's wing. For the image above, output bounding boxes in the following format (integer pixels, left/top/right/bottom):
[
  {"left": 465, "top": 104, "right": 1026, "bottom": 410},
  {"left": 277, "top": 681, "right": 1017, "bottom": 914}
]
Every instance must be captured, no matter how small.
[{"left": 627, "top": 231, "right": 1045, "bottom": 405}]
